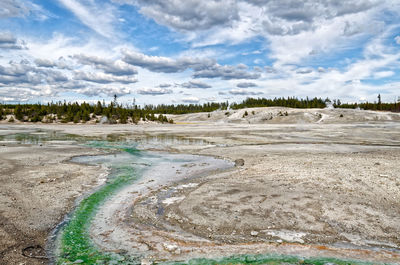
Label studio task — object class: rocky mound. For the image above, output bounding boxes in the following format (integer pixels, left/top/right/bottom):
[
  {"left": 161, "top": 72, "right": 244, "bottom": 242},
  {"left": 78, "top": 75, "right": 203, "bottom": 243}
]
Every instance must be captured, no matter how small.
[{"left": 169, "top": 107, "right": 400, "bottom": 124}]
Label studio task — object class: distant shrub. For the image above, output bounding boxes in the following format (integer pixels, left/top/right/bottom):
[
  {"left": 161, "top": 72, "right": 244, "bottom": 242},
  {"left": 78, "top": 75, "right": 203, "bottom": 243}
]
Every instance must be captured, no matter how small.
[
  {"left": 30, "top": 115, "right": 42, "bottom": 123},
  {"left": 73, "top": 113, "right": 80, "bottom": 123}
]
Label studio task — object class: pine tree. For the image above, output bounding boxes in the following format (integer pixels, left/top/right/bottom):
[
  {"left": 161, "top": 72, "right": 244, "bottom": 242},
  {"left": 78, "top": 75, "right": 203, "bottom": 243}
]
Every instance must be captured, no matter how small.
[
  {"left": 82, "top": 110, "right": 90, "bottom": 122},
  {"left": 378, "top": 94, "right": 382, "bottom": 110},
  {"left": 120, "top": 111, "right": 127, "bottom": 124},
  {"left": 94, "top": 101, "right": 103, "bottom": 116},
  {"left": 15, "top": 105, "right": 23, "bottom": 121},
  {"left": 73, "top": 112, "right": 81, "bottom": 123},
  {"left": 0, "top": 106, "right": 4, "bottom": 120}
]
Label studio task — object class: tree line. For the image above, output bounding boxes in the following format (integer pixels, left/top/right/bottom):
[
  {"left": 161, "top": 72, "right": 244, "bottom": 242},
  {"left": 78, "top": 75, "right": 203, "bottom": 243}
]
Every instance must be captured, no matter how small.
[
  {"left": 230, "top": 97, "right": 327, "bottom": 109},
  {"left": 0, "top": 101, "right": 173, "bottom": 124},
  {"left": 0, "top": 100, "right": 230, "bottom": 123},
  {"left": 0, "top": 95, "right": 399, "bottom": 124},
  {"left": 332, "top": 95, "right": 400, "bottom": 112},
  {"left": 337, "top": 102, "right": 400, "bottom": 112},
  {"left": 232, "top": 96, "right": 400, "bottom": 112}
]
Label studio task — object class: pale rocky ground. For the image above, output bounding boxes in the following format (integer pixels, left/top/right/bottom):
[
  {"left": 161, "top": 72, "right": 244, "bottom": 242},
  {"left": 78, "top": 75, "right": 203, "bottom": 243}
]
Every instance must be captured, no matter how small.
[
  {"left": 0, "top": 129, "right": 109, "bottom": 265},
  {"left": 169, "top": 107, "right": 400, "bottom": 124},
  {"left": 1, "top": 107, "right": 400, "bottom": 264}
]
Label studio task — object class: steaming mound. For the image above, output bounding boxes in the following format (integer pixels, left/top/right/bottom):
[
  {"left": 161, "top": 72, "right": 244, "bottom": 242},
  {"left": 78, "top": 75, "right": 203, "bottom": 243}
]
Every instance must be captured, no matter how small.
[{"left": 170, "top": 107, "right": 400, "bottom": 124}]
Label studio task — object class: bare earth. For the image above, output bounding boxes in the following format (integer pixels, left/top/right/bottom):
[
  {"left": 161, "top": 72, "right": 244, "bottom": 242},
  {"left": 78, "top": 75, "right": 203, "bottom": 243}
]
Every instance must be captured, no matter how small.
[
  {"left": 1, "top": 107, "right": 400, "bottom": 264},
  {"left": 0, "top": 129, "right": 109, "bottom": 265}
]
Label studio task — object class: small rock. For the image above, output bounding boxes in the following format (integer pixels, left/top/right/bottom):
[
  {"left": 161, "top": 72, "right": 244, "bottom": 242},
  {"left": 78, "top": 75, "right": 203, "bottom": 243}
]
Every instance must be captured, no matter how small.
[
  {"left": 375, "top": 162, "right": 381, "bottom": 166},
  {"left": 163, "top": 243, "right": 179, "bottom": 253},
  {"left": 250, "top": 231, "right": 259, "bottom": 236},
  {"left": 379, "top": 174, "right": 389, "bottom": 177},
  {"left": 141, "top": 258, "right": 153, "bottom": 265},
  {"left": 277, "top": 239, "right": 283, "bottom": 243},
  {"left": 234, "top": 159, "right": 245, "bottom": 167}
]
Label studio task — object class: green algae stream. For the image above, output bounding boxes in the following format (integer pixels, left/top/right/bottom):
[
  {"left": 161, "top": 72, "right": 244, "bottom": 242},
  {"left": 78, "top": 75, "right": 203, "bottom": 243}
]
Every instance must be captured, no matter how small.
[
  {"left": 54, "top": 141, "right": 147, "bottom": 264},
  {"left": 57, "top": 160, "right": 141, "bottom": 264},
  {"left": 0, "top": 127, "right": 393, "bottom": 264}
]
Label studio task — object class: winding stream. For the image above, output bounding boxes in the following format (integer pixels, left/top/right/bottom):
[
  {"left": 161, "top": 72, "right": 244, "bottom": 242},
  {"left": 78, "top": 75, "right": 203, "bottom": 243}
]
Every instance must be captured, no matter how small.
[
  {"left": 53, "top": 140, "right": 233, "bottom": 264},
  {"left": 1, "top": 127, "right": 397, "bottom": 264}
]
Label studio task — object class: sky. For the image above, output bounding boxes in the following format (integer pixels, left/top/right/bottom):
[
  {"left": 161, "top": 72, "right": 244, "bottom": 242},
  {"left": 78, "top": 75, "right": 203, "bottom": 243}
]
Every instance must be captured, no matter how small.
[{"left": 1, "top": 0, "right": 400, "bottom": 105}]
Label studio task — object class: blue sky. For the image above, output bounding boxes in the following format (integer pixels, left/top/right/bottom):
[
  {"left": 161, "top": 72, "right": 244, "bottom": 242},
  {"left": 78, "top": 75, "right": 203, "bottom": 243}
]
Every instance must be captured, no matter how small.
[{"left": 1, "top": 0, "right": 400, "bottom": 105}]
